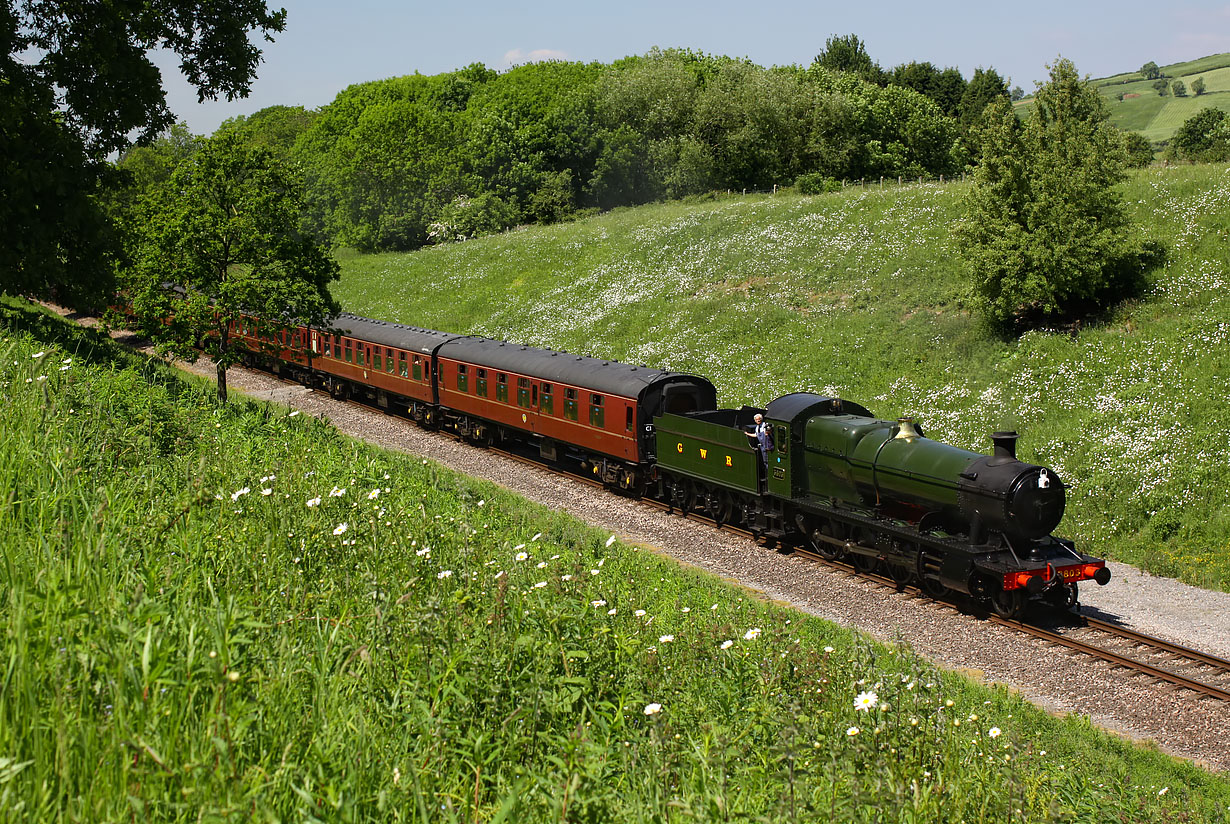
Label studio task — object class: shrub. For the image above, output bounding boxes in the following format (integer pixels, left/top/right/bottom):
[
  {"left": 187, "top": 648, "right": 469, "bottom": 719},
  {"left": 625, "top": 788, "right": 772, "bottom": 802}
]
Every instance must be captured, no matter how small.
[{"left": 795, "top": 172, "right": 842, "bottom": 194}]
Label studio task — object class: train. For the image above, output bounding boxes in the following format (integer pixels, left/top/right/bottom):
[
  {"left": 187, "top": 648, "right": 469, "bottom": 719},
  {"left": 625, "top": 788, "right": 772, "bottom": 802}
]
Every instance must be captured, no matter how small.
[{"left": 230, "top": 310, "right": 1110, "bottom": 618}]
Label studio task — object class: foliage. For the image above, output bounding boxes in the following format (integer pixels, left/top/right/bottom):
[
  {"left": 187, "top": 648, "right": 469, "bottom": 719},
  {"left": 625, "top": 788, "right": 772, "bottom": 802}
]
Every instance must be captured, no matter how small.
[
  {"left": 955, "top": 59, "right": 1153, "bottom": 336},
  {"left": 813, "top": 33, "right": 887, "bottom": 86},
  {"left": 0, "top": 0, "right": 286, "bottom": 308},
  {"left": 1192, "top": 76, "right": 1206, "bottom": 96},
  {"left": 888, "top": 62, "right": 966, "bottom": 116},
  {"left": 1172, "top": 79, "right": 1187, "bottom": 97},
  {"left": 3, "top": 302, "right": 1229, "bottom": 820},
  {"left": 1140, "top": 61, "right": 1162, "bottom": 80},
  {"left": 1153, "top": 78, "right": 1170, "bottom": 96},
  {"left": 958, "top": 67, "right": 1010, "bottom": 129},
  {"left": 1166, "top": 107, "right": 1230, "bottom": 162},
  {"left": 1122, "top": 131, "right": 1156, "bottom": 167},
  {"left": 795, "top": 172, "right": 842, "bottom": 194},
  {"left": 124, "top": 132, "right": 340, "bottom": 401}
]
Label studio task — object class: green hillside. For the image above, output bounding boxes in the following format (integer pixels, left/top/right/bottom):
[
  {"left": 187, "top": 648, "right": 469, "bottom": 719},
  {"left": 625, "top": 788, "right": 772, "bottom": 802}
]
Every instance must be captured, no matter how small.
[
  {"left": 1018, "top": 53, "right": 1230, "bottom": 142},
  {"left": 331, "top": 164, "right": 1230, "bottom": 593}
]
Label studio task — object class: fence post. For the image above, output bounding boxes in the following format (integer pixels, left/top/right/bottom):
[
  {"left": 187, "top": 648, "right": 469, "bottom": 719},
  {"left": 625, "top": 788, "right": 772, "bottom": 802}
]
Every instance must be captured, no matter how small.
[
  {"left": 940, "top": 174, "right": 944, "bottom": 184},
  {"left": 898, "top": 176, "right": 902, "bottom": 185},
  {"left": 773, "top": 184, "right": 777, "bottom": 195},
  {"left": 742, "top": 188, "right": 746, "bottom": 196},
  {"left": 880, "top": 176, "right": 884, "bottom": 187}
]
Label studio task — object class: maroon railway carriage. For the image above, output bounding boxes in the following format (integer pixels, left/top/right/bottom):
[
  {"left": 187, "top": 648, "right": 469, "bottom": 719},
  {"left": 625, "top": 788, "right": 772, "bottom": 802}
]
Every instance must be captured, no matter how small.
[
  {"left": 232, "top": 313, "right": 460, "bottom": 420},
  {"left": 433, "top": 336, "right": 716, "bottom": 489},
  {"left": 230, "top": 313, "right": 717, "bottom": 489}
]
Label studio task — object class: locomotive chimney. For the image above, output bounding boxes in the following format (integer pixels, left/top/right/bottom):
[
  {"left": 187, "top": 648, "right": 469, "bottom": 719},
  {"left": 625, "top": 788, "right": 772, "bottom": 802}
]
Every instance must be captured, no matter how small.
[
  {"left": 894, "top": 418, "right": 921, "bottom": 440},
  {"left": 990, "top": 431, "right": 1019, "bottom": 461}
]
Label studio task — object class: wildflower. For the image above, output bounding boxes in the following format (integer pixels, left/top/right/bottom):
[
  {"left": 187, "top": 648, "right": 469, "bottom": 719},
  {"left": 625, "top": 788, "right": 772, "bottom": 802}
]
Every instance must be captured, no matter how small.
[
  {"left": 634, "top": 609, "right": 647, "bottom": 617},
  {"left": 536, "top": 561, "right": 547, "bottom": 569},
  {"left": 333, "top": 523, "right": 348, "bottom": 536},
  {"left": 988, "top": 728, "right": 1001, "bottom": 739},
  {"left": 605, "top": 535, "right": 616, "bottom": 547},
  {"left": 227, "top": 671, "right": 240, "bottom": 682},
  {"left": 589, "top": 569, "right": 600, "bottom": 576},
  {"left": 531, "top": 532, "right": 542, "bottom": 541},
  {"left": 515, "top": 552, "right": 529, "bottom": 561},
  {"left": 32, "top": 351, "right": 45, "bottom": 359},
  {"left": 329, "top": 486, "right": 346, "bottom": 497},
  {"left": 561, "top": 574, "right": 573, "bottom": 581},
  {"left": 854, "top": 691, "right": 878, "bottom": 712},
  {"left": 368, "top": 488, "right": 380, "bottom": 500},
  {"left": 59, "top": 363, "right": 71, "bottom": 371},
  {"left": 607, "top": 607, "right": 617, "bottom": 615},
  {"left": 261, "top": 488, "right": 273, "bottom": 496},
  {"left": 710, "top": 604, "right": 718, "bottom": 610},
  {"left": 720, "top": 640, "right": 734, "bottom": 650},
  {"left": 514, "top": 543, "right": 526, "bottom": 551},
  {"left": 533, "top": 581, "right": 547, "bottom": 589},
  {"left": 477, "top": 500, "right": 485, "bottom": 507},
  {"left": 591, "top": 600, "right": 607, "bottom": 608},
  {"left": 681, "top": 607, "right": 690, "bottom": 613},
  {"left": 289, "top": 410, "right": 301, "bottom": 417},
  {"left": 437, "top": 570, "right": 453, "bottom": 579},
  {"left": 495, "top": 571, "right": 505, "bottom": 579},
  {"left": 824, "top": 646, "right": 835, "bottom": 653},
  {"left": 659, "top": 635, "right": 674, "bottom": 643},
  {"left": 393, "top": 767, "right": 401, "bottom": 786},
  {"left": 743, "top": 628, "right": 762, "bottom": 641},
  {"left": 231, "top": 487, "right": 250, "bottom": 501},
  {"left": 847, "top": 727, "right": 859, "bottom": 736},
  {"left": 643, "top": 703, "right": 662, "bottom": 716},
  {"left": 415, "top": 548, "right": 430, "bottom": 557}
]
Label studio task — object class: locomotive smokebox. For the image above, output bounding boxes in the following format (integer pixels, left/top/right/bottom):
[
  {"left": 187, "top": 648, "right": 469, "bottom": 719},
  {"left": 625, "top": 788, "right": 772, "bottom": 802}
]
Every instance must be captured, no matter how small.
[{"left": 990, "top": 431, "right": 1019, "bottom": 462}]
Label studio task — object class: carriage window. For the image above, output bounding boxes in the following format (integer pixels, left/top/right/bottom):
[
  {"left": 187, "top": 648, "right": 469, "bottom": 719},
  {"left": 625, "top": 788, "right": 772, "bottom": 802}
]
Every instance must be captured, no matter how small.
[
  {"left": 626, "top": 406, "right": 634, "bottom": 432},
  {"left": 457, "top": 363, "right": 469, "bottom": 393},
  {"left": 373, "top": 351, "right": 382, "bottom": 371},
  {"left": 399, "top": 352, "right": 408, "bottom": 377},
  {"left": 412, "top": 355, "right": 422, "bottom": 380},
  {"left": 777, "top": 426, "right": 787, "bottom": 453},
  {"left": 357, "top": 347, "right": 365, "bottom": 366},
  {"left": 590, "top": 394, "right": 605, "bottom": 428},
  {"left": 345, "top": 342, "right": 353, "bottom": 363},
  {"left": 386, "top": 349, "right": 394, "bottom": 373},
  {"left": 496, "top": 373, "right": 508, "bottom": 403},
  {"left": 517, "top": 377, "right": 530, "bottom": 408},
  {"left": 324, "top": 337, "right": 332, "bottom": 357},
  {"left": 311, "top": 334, "right": 318, "bottom": 354},
  {"left": 541, "top": 383, "right": 553, "bottom": 415},
  {"left": 476, "top": 368, "right": 488, "bottom": 397},
  {"left": 564, "top": 388, "right": 578, "bottom": 421}
]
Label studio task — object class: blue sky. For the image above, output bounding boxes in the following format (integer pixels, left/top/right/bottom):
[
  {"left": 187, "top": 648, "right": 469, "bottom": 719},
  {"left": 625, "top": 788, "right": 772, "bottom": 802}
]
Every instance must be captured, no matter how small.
[{"left": 155, "top": 0, "right": 1230, "bottom": 135}]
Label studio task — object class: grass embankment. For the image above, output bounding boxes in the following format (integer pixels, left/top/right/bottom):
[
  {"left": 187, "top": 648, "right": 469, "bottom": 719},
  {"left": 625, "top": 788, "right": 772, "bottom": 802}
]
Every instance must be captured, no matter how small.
[
  {"left": 331, "top": 164, "right": 1230, "bottom": 593},
  {"left": 3, "top": 302, "right": 1229, "bottom": 820}
]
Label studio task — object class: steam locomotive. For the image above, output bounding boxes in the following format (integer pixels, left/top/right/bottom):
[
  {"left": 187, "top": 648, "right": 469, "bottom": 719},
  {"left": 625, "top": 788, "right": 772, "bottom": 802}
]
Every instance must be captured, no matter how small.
[{"left": 233, "top": 311, "right": 1110, "bottom": 617}]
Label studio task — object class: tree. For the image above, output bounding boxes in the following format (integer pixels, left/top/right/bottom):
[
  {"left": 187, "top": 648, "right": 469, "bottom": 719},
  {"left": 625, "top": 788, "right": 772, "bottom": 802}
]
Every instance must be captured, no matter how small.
[
  {"left": 1152, "top": 79, "right": 1170, "bottom": 96},
  {"left": 126, "top": 133, "right": 340, "bottom": 402},
  {"left": 2, "top": 0, "right": 287, "bottom": 308},
  {"left": 1123, "top": 131, "right": 1155, "bottom": 167},
  {"left": 959, "top": 67, "right": 1010, "bottom": 129},
  {"left": 1172, "top": 79, "right": 1187, "bottom": 97},
  {"left": 1010, "top": 86, "right": 1025, "bottom": 102},
  {"left": 956, "top": 59, "right": 1149, "bottom": 336},
  {"left": 1192, "top": 76, "right": 1206, "bottom": 96},
  {"left": 1140, "top": 61, "right": 1161, "bottom": 80},
  {"left": 1167, "top": 107, "right": 1230, "bottom": 162},
  {"left": 814, "top": 34, "right": 886, "bottom": 86}
]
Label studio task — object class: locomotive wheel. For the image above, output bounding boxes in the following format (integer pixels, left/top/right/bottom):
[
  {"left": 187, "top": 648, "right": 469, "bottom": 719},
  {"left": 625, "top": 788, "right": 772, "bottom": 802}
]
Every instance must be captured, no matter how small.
[
  {"left": 887, "top": 562, "right": 913, "bottom": 589},
  {"left": 1045, "top": 583, "right": 1079, "bottom": 611},
  {"left": 919, "top": 577, "right": 948, "bottom": 599},
  {"left": 990, "top": 590, "right": 1025, "bottom": 619},
  {"left": 851, "top": 553, "right": 878, "bottom": 574},
  {"left": 671, "top": 479, "right": 692, "bottom": 514},
  {"left": 809, "top": 529, "right": 842, "bottom": 561}
]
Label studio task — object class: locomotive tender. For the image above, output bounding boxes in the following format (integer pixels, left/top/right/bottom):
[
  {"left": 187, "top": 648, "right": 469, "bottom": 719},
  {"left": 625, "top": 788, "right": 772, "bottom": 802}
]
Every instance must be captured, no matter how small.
[{"left": 232, "top": 311, "right": 1109, "bottom": 617}]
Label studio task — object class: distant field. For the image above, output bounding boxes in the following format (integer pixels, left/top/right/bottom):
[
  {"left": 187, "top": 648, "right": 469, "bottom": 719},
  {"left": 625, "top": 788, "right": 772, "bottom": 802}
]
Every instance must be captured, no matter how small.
[{"left": 1019, "top": 52, "right": 1230, "bottom": 142}]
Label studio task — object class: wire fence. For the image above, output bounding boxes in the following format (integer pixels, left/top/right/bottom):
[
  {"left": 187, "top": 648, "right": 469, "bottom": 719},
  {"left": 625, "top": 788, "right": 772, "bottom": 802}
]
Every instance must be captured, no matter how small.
[{"left": 731, "top": 172, "right": 971, "bottom": 198}]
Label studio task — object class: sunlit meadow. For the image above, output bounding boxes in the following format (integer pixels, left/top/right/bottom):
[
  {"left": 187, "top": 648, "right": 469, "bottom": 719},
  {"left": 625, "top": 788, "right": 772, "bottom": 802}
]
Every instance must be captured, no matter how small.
[
  {"left": 333, "top": 165, "right": 1230, "bottom": 592},
  {"left": 3, "top": 299, "right": 1228, "bottom": 820}
]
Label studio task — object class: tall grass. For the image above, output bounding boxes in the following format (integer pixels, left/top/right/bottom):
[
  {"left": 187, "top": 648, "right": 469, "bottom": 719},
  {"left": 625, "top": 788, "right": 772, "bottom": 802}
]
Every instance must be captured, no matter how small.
[
  {"left": 3, "top": 301, "right": 1229, "bottom": 821},
  {"left": 331, "top": 165, "right": 1230, "bottom": 593}
]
